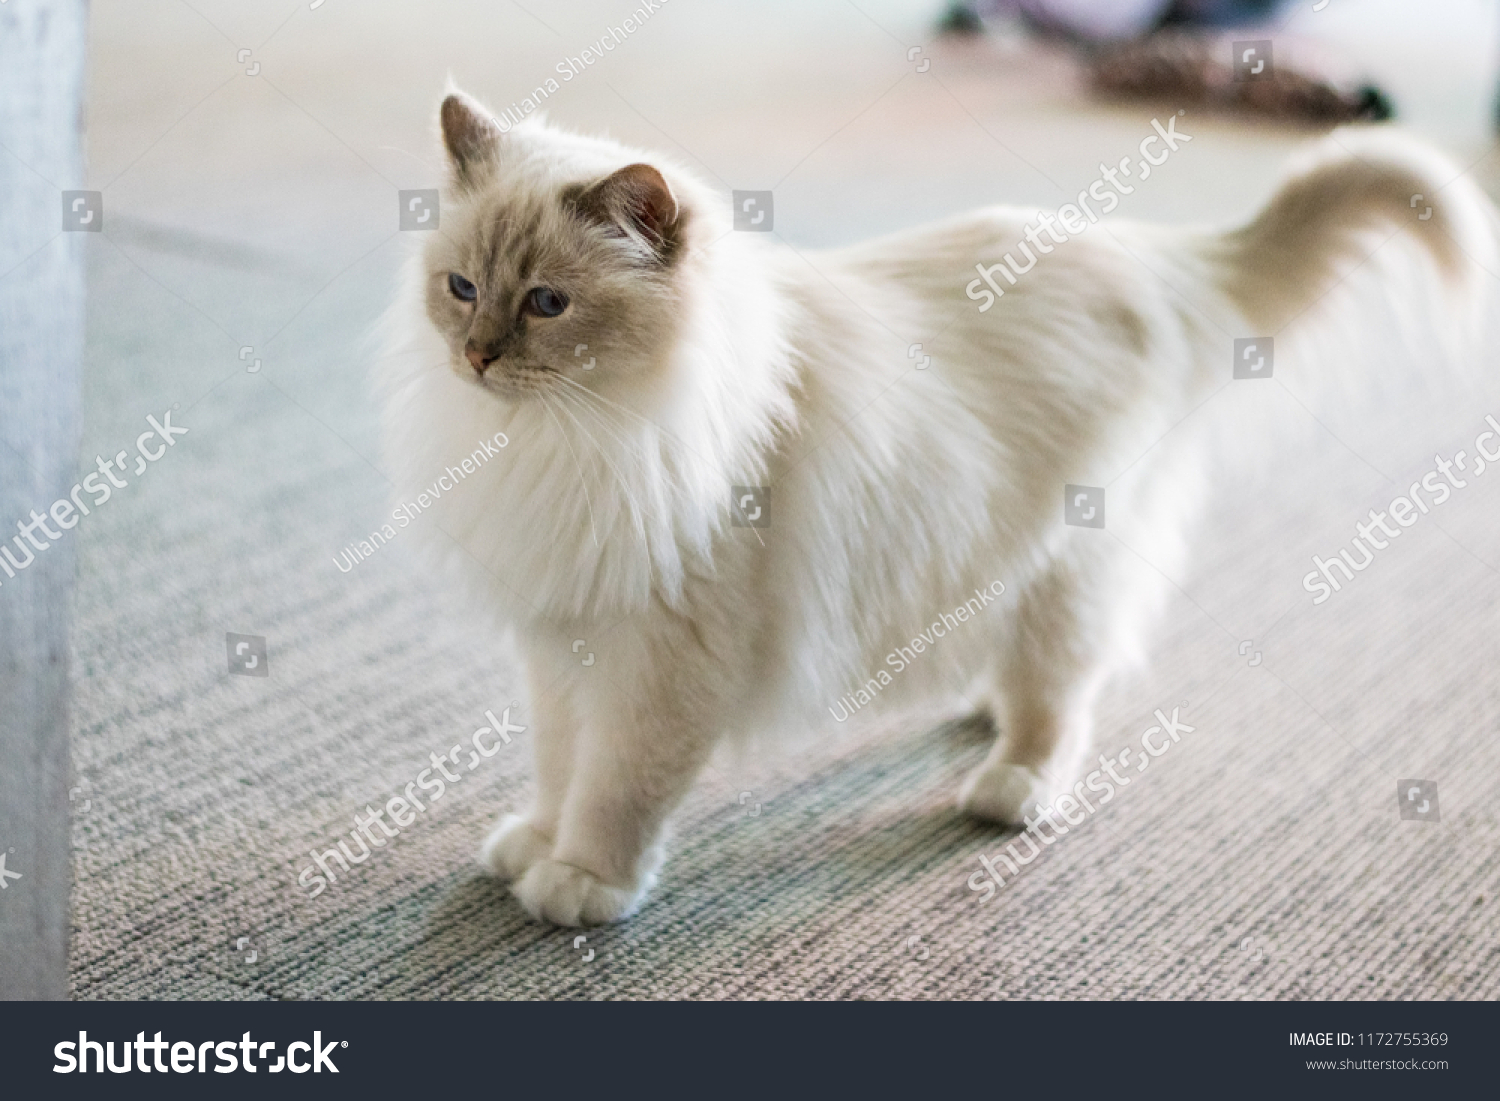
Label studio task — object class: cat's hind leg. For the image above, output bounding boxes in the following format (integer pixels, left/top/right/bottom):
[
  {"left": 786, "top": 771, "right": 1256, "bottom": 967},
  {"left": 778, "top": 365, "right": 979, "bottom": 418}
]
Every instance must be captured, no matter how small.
[{"left": 958, "top": 544, "right": 1146, "bottom": 824}]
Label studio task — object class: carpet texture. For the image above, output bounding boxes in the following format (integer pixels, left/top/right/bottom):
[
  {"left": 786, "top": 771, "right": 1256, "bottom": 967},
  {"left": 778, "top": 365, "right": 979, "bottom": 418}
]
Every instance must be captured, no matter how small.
[{"left": 66, "top": 0, "right": 1500, "bottom": 1000}]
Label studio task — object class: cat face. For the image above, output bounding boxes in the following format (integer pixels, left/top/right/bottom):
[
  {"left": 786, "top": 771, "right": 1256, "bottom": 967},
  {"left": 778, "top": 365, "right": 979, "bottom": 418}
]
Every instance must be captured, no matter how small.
[{"left": 423, "top": 93, "right": 692, "bottom": 402}]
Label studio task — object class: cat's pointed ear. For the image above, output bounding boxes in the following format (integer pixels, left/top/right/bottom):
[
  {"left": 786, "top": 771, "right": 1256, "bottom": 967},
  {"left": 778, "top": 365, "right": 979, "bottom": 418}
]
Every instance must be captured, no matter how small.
[
  {"left": 572, "top": 163, "right": 685, "bottom": 260},
  {"left": 440, "top": 92, "right": 503, "bottom": 186}
]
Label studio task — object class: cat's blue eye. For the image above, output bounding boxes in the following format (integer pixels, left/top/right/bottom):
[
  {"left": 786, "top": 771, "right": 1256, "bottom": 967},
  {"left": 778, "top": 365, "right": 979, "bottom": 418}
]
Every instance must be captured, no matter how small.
[
  {"left": 448, "top": 273, "right": 477, "bottom": 302},
  {"left": 524, "top": 287, "right": 568, "bottom": 318}
]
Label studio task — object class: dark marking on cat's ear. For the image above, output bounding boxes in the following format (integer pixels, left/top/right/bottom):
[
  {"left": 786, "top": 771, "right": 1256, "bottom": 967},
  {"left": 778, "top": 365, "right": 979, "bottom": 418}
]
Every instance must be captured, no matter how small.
[
  {"left": 440, "top": 93, "right": 502, "bottom": 187},
  {"left": 570, "top": 163, "right": 686, "bottom": 263}
]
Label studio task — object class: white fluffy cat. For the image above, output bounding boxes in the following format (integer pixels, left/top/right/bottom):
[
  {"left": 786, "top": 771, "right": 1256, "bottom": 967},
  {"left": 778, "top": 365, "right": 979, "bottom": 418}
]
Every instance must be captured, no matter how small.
[{"left": 381, "top": 89, "right": 1494, "bottom": 925}]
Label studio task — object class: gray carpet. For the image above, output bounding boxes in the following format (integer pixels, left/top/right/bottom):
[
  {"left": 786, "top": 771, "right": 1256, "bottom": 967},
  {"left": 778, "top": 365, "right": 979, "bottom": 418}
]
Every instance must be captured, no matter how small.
[{"left": 68, "top": 0, "right": 1500, "bottom": 999}]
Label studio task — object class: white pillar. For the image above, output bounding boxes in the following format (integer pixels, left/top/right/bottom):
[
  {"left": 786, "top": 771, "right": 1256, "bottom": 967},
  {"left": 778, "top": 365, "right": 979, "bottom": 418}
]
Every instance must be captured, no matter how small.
[{"left": 0, "top": 0, "right": 89, "bottom": 1000}]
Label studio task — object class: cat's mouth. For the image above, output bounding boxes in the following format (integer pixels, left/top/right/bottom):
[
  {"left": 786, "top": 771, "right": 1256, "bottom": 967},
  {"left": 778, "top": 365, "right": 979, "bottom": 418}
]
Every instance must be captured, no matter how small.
[{"left": 465, "top": 362, "right": 559, "bottom": 399}]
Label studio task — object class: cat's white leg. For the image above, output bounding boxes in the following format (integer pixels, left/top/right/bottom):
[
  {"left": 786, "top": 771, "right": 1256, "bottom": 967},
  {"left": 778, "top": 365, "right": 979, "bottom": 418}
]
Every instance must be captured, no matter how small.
[
  {"left": 481, "top": 813, "right": 553, "bottom": 880},
  {"left": 512, "top": 713, "right": 715, "bottom": 925},
  {"left": 958, "top": 684, "right": 1101, "bottom": 825},
  {"left": 511, "top": 635, "right": 723, "bottom": 926},
  {"left": 958, "top": 550, "right": 1130, "bottom": 825},
  {"left": 479, "top": 663, "right": 577, "bottom": 881}
]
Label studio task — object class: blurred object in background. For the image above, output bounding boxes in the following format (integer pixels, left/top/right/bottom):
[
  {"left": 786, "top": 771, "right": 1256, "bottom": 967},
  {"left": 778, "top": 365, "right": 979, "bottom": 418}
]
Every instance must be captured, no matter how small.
[
  {"left": 941, "top": 0, "right": 1393, "bottom": 125},
  {"left": 943, "top": 0, "right": 1277, "bottom": 42},
  {"left": 1089, "top": 32, "right": 1392, "bottom": 125}
]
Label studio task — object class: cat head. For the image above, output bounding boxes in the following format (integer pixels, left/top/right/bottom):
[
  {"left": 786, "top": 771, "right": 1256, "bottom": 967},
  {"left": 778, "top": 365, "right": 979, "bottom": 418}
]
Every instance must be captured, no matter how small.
[{"left": 421, "top": 90, "right": 703, "bottom": 402}]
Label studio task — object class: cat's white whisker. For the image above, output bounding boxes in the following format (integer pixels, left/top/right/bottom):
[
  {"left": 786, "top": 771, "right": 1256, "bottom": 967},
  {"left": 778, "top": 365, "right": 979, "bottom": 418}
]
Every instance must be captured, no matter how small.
[
  {"left": 538, "top": 391, "right": 601, "bottom": 549},
  {"left": 562, "top": 380, "right": 710, "bottom": 516},
  {"left": 554, "top": 377, "right": 696, "bottom": 514},
  {"left": 551, "top": 386, "right": 652, "bottom": 546}
]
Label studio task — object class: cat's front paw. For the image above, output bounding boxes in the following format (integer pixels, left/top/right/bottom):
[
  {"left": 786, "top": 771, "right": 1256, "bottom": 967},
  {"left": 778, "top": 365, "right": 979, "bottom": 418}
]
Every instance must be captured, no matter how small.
[
  {"left": 479, "top": 814, "right": 553, "bottom": 882},
  {"left": 958, "top": 762, "right": 1059, "bottom": 826},
  {"left": 512, "top": 858, "right": 652, "bottom": 927}
]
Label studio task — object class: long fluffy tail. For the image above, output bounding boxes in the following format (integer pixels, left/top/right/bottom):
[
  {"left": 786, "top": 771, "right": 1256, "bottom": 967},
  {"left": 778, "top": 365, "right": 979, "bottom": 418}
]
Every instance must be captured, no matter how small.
[{"left": 1219, "top": 128, "right": 1497, "bottom": 335}]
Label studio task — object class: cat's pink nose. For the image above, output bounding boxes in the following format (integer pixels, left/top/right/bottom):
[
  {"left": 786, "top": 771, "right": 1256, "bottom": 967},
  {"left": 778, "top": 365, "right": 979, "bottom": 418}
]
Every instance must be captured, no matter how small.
[{"left": 465, "top": 344, "right": 497, "bottom": 374}]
